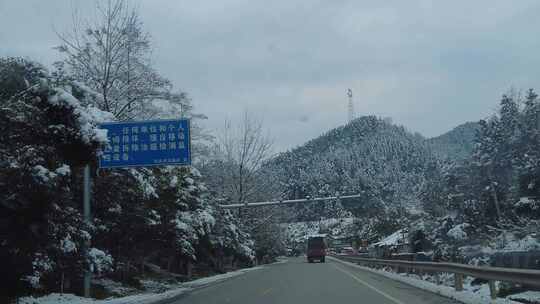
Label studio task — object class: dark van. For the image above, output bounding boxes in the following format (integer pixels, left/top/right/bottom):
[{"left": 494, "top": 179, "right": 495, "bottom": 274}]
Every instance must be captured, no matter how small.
[{"left": 307, "top": 235, "right": 326, "bottom": 263}]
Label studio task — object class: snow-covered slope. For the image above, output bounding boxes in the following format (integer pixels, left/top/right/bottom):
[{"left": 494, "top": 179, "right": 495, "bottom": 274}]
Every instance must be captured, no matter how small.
[
  {"left": 426, "top": 122, "right": 479, "bottom": 161},
  {"left": 264, "top": 116, "right": 435, "bottom": 221}
]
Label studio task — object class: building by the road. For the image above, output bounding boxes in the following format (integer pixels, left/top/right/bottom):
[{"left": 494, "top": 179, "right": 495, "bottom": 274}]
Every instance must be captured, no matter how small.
[{"left": 369, "top": 228, "right": 410, "bottom": 258}]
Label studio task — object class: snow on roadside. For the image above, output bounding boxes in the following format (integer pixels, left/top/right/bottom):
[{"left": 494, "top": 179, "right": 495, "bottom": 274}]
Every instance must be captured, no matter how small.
[
  {"left": 20, "top": 261, "right": 285, "bottom": 304},
  {"left": 19, "top": 288, "right": 191, "bottom": 304},
  {"left": 181, "top": 266, "right": 263, "bottom": 288},
  {"left": 181, "top": 258, "right": 287, "bottom": 288},
  {"left": 329, "top": 256, "right": 522, "bottom": 304},
  {"left": 508, "top": 291, "right": 540, "bottom": 303}
]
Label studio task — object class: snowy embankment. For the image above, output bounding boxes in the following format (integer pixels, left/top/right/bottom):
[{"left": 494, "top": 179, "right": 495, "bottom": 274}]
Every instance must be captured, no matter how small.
[
  {"left": 20, "top": 261, "right": 285, "bottom": 304},
  {"left": 330, "top": 256, "right": 540, "bottom": 304}
]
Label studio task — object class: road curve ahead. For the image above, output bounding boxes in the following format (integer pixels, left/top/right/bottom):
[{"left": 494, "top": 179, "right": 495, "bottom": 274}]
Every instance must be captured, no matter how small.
[{"left": 172, "top": 257, "right": 460, "bottom": 304}]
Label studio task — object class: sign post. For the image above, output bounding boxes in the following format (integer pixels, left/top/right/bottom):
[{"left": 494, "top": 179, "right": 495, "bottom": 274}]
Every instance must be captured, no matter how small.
[
  {"left": 82, "top": 119, "right": 191, "bottom": 297},
  {"left": 83, "top": 164, "right": 91, "bottom": 297}
]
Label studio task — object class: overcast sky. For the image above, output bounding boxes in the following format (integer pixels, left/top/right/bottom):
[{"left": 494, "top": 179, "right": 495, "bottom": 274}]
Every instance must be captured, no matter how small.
[{"left": 2, "top": 0, "right": 540, "bottom": 151}]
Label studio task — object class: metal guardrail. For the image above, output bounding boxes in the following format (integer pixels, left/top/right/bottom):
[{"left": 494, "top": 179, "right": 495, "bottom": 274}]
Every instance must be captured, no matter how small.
[{"left": 331, "top": 254, "right": 540, "bottom": 300}]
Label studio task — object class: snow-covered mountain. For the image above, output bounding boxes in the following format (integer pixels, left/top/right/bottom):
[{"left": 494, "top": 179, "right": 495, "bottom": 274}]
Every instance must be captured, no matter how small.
[
  {"left": 426, "top": 122, "right": 479, "bottom": 161},
  {"left": 264, "top": 116, "right": 436, "bottom": 224}
]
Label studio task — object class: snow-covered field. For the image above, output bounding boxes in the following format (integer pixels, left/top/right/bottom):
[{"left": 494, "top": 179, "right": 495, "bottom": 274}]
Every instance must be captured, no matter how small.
[
  {"left": 20, "top": 263, "right": 274, "bottom": 304},
  {"left": 330, "top": 256, "right": 539, "bottom": 304}
]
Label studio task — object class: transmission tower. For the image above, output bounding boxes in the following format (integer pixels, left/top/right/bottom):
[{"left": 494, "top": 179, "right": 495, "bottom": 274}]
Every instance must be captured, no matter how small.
[{"left": 347, "top": 88, "right": 354, "bottom": 123}]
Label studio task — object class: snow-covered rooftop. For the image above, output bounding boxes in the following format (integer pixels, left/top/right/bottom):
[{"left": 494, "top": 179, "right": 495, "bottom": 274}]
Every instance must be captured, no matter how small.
[
  {"left": 372, "top": 229, "right": 408, "bottom": 247},
  {"left": 306, "top": 233, "right": 327, "bottom": 239}
]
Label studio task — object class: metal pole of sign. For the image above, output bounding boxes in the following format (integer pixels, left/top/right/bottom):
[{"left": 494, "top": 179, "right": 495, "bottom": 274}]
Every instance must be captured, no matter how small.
[{"left": 83, "top": 164, "right": 92, "bottom": 297}]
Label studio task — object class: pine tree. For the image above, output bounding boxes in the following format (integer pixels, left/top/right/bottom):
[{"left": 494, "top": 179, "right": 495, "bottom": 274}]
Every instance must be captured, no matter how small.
[
  {"left": 0, "top": 57, "right": 111, "bottom": 297},
  {"left": 518, "top": 89, "right": 540, "bottom": 198}
]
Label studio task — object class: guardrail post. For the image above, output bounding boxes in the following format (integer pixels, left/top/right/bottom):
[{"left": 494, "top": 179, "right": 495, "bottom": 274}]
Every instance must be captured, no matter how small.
[
  {"left": 454, "top": 273, "right": 463, "bottom": 291},
  {"left": 488, "top": 281, "right": 497, "bottom": 300}
]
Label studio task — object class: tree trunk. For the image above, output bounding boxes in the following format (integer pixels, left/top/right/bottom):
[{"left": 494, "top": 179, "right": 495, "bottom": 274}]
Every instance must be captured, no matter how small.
[
  {"left": 167, "top": 256, "right": 174, "bottom": 273},
  {"left": 60, "top": 271, "right": 64, "bottom": 294},
  {"left": 490, "top": 181, "right": 502, "bottom": 221},
  {"left": 218, "top": 255, "right": 224, "bottom": 273},
  {"left": 125, "top": 260, "right": 131, "bottom": 281},
  {"left": 186, "top": 260, "right": 193, "bottom": 279},
  {"left": 208, "top": 254, "right": 218, "bottom": 272}
]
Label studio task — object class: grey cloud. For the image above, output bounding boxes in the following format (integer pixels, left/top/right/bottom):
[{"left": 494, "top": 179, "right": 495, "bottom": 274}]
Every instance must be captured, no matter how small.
[{"left": 2, "top": 0, "right": 540, "bottom": 151}]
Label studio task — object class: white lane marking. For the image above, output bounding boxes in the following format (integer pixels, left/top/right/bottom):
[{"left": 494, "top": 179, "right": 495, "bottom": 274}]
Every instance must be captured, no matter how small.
[{"left": 332, "top": 263, "right": 406, "bottom": 304}]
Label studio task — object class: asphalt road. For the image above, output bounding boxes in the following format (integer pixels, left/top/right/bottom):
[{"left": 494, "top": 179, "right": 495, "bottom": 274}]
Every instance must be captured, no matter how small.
[{"left": 172, "top": 257, "right": 460, "bottom": 304}]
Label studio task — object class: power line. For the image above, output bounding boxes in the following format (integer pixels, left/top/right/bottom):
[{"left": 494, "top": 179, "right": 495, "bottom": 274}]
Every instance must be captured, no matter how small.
[{"left": 219, "top": 194, "right": 363, "bottom": 208}]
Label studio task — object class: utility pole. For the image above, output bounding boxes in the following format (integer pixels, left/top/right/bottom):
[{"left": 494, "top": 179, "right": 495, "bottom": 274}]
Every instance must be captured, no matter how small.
[
  {"left": 83, "top": 165, "right": 92, "bottom": 297},
  {"left": 347, "top": 88, "right": 354, "bottom": 123}
]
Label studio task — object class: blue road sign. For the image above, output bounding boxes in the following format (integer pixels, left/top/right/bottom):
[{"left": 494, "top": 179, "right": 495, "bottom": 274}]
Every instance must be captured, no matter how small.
[{"left": 98, "top": 119, "right": 191, "bottom": 168}]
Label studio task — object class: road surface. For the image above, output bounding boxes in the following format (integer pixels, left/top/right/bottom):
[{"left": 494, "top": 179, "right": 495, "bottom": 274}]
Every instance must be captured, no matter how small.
[{"left": 172, "top": 257, "right": 459, "bottom": 304}]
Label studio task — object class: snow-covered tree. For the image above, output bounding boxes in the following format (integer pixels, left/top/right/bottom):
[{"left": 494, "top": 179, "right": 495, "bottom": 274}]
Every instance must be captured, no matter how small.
[
  {"left": 517, "top": 89, "right": 540, "bottom": 198},
  {"left": 0, "top": 57, "right": 112, "bottom": 296},
  {"left": 203, "top": 112, "right": 274, "bottom": 206},
  {"left": 55, "top": 0, "right": 191, "bottom": 121},
  {"left": 202, "top": 207, "right": 254, "bottom": 272}
]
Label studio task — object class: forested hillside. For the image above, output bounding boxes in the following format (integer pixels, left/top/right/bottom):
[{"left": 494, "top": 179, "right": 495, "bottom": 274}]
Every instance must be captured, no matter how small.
[
  {"left": 426, "top": 122, "right": 479, "bottom": 161},
  {"left": 264, "top": 116, "right": 437, "bottom": 241}
]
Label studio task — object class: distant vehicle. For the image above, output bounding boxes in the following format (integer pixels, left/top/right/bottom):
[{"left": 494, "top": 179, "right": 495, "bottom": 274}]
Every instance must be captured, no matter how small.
[
  {"left": 307, "top": 235, "right": 327, "bottom": 263},
  {"left": 340, "top": 246, "right": 355, "bottom": 255}
]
